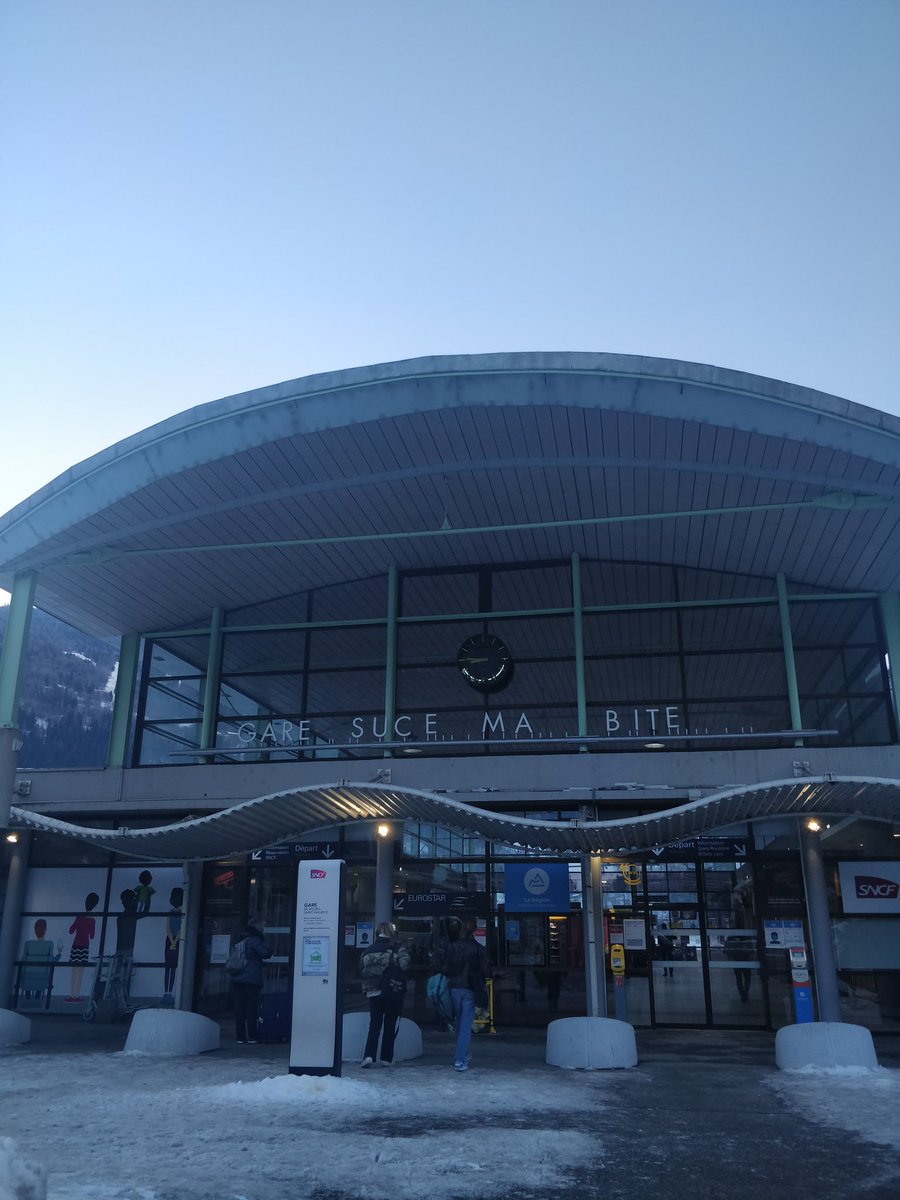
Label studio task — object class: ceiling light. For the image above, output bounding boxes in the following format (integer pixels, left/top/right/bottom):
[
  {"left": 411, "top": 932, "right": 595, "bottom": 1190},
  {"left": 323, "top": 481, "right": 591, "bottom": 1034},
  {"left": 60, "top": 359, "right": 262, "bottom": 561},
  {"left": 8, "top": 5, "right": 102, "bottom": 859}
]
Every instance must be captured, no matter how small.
[
  {"left": 5, "top": 832, "right": 18, "bottom": 844},
  {"left": 377, "top": 823, "right": 391, "bottom": 838},
  {"left": 806, "top": 818, "right": 821, "bottom": 833}
]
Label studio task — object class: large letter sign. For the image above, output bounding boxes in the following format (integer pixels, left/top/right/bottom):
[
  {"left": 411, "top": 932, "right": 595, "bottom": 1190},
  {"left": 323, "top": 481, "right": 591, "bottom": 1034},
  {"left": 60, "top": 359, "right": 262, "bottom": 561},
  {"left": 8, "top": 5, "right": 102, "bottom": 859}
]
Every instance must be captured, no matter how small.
[{"left": 289, "top": 859, "right": 346, "bottom": 1077}]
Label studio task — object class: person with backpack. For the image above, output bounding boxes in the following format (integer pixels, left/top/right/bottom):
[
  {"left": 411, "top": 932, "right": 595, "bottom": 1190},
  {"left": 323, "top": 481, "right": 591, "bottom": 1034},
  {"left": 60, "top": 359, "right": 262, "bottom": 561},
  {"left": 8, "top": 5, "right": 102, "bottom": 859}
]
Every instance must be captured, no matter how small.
[
  {"left": 228, "top": 919, "right": 271, "bottom": 1044},
  {"left": 359, "top": 921, "right": 410, "bottom": 1067},
  {"left": 439, "top": 917, "right": 490, "bottom": 1072}
]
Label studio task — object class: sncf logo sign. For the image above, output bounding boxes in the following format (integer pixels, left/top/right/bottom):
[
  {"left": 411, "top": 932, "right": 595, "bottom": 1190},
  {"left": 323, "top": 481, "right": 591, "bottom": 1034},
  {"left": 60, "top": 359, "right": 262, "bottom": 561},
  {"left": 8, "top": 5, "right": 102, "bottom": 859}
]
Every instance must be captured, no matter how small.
[
  {"left": 309, "top": 869, "right": 327, "bottom": 879},
  {"left": 855, "top": 875, "right": 900, "bottom": 900}
]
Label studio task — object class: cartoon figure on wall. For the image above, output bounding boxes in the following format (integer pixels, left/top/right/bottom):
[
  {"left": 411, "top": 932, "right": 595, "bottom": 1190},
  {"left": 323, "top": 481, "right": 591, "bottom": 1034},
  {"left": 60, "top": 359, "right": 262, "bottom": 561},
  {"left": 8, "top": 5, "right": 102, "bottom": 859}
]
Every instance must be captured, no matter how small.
[
  {"left": 68, "top": 892, "right": 99, "bottom": 1002},
  {"left": 163, "top": 887, "right": 184, "bottom": 998},
  {"left": 135, "top": 871, "right": 155, "bottom": 913},
  {"left": 20, "top": 919, "right": 62, "bottom": 1003}
]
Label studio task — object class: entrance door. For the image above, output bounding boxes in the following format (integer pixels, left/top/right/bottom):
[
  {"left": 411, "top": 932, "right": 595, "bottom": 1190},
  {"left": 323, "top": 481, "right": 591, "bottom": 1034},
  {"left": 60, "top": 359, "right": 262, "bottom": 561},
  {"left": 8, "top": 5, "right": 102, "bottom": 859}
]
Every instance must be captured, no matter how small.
[{"left": 646, "top": 860, "right": 766, "bottom": 1028}]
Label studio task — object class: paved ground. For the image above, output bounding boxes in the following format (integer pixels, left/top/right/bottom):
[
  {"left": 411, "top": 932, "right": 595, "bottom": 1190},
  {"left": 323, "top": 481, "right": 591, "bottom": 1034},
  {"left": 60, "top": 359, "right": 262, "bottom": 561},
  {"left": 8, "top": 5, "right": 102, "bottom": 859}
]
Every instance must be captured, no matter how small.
[{"left": 10, "top": 1015, "right": 900, "bottom": 1200}]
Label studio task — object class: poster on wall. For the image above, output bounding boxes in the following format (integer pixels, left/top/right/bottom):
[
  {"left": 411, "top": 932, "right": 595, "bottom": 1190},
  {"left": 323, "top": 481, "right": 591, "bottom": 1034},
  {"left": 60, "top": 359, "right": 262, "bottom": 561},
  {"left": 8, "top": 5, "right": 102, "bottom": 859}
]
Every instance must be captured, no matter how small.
[
  {"left": 355, "top": 921, "right": 374, "bottom": 949},
  {"left": 839, "top": 861, "right": 900, "bottom": 914},
  {"left": 623, "top": 919, "right": 646, "bottom": 950}
]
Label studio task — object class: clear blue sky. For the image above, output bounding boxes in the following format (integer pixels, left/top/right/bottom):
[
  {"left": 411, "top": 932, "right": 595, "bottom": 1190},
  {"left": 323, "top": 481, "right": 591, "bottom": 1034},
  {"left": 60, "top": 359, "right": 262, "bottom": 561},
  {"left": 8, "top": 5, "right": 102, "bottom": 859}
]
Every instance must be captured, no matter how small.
[{"left": 1, "top": 0, "right": 898, "bottom": 521}]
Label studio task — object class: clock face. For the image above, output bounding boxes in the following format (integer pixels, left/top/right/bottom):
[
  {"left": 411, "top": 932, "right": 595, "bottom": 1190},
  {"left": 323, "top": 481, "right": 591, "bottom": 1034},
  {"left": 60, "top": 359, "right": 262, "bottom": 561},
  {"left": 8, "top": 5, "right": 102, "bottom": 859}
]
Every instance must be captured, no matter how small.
[{"left": 456, "top": 633, "right": 513, "bottom": 692}]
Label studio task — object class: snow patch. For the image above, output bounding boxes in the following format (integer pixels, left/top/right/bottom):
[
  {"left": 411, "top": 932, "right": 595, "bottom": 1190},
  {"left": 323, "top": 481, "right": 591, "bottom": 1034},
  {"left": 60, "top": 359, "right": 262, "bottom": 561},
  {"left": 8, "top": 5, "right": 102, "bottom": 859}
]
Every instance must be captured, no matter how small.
[
  {"left": 0, "top": 1135, "right": 46, "bottom": 1200},
  {"left": 768, "top": 1065, "right": 900, "bottom": 1152}
]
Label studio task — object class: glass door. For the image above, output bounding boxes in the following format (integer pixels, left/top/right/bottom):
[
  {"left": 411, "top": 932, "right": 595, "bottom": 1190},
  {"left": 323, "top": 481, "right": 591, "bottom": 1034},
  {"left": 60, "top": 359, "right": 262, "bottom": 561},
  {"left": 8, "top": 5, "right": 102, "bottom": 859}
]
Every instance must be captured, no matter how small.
[
  {"left": 646, "top": 861, "right": 707, "bottom": 1025},
  {"left": 703, "top": 862, "right": 767, "bottom": 1027},
  {"left": 645, "top": 858, "right": 767, "bottom": 1027}
]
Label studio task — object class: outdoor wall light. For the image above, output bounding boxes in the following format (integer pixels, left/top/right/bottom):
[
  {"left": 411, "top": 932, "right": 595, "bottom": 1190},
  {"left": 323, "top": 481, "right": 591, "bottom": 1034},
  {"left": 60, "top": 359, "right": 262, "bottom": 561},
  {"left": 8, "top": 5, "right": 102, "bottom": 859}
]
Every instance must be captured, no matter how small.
[
  {"left": 806, "top": 818, "right": 822, "bottom": 832},
  {"left": 377, "top": 823, "right": 391, "bottom": 838},
  {"left": 644, "top": 742, "right": 665, "bottom": 750},
  {"left": 5, "top": 832, "right": 18, "bottom": 843}
]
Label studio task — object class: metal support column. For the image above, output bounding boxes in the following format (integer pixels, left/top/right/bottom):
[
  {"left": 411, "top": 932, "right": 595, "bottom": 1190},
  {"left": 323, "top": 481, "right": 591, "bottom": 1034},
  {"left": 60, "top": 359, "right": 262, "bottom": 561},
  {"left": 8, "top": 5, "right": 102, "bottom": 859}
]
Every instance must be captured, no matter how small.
[
  {"left": 799, "top": 822, "right": 842, "bottom": 1022},
  {"left": 0, "top": 573, "right": 36, "bottom": 827},
  {"left": 199, "top": 607, "right": 224, "bottom": 756},
  {"left": 374, "top": 826, "right": 395, "bottom": 927},
  {"left": 383, "top": 566, "right": 398, "bottom": 757},
  {"left": 178, "top": 861, "right": 203, "bottom": 1011},
  {"left": 0, "top": 831, "right": 32, "bottom": 1007},
  {"left": 581, "top": 852, "right": 607, "bottom": 1018},
  {"left": 571, "top": 553, "right": 588, "bottom": 749},
  {"left": 776, "top": 572, "right": 804, "bottom": 746},
  {"left": 107, "top": 633, "right": 140, "bottom": 768},
  {"left": 878, "top": 593, "right": 900, "bottom": 738}
]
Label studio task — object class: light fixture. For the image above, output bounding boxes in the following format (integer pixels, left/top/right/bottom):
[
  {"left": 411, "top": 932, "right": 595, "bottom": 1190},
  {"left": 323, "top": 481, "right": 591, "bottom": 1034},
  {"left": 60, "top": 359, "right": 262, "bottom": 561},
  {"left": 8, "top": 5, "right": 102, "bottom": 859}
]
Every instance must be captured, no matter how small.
[
  {"left": 400, "top": 745, "right": 422, "bottom": 754},
  {"left": 377, "top": 823, "right": 391, "bottom": 838},
  {"left": 644, "top": 742, "right": 665, "bottom": 751},
  {"left": 5, "top": 832, "right": 18, "bottom": 844},
  {"left": 806, "top": 818, "right": 822, "bottom": 833}
]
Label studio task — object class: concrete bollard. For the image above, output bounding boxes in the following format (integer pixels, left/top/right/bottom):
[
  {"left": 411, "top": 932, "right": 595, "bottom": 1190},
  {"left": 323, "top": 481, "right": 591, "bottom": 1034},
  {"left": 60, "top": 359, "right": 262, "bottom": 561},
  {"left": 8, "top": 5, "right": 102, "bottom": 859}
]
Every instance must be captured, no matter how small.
[
  {"left": 0, "top": 1008, "right": 31, "bottom": 1047},
  {"left": 775, "top": 1021, "right": 879, "bottom": 1070},
  {"left": 124, "top": 1008, "right": 220, "bottom": 1056},
  {"left": 341, "top": 1011, "right": 423, "bottom": 1062},
  {"left": 546, "top": 1016, "right": 638, "bottom": 1069}
]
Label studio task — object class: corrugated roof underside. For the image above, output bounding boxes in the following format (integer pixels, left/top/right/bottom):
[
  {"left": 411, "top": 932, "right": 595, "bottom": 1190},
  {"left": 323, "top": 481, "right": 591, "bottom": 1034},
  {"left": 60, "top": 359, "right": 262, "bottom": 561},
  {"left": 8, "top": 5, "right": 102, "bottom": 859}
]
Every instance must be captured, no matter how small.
[{"left": 7, "top": 401, "right": 900, "bottom": 636}]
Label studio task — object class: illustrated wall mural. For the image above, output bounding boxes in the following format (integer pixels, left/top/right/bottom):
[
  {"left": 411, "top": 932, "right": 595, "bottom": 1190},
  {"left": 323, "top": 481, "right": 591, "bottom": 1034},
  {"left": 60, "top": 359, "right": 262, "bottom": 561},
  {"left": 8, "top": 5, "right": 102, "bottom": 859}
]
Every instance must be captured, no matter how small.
[{"left": 16, "top": 864, "right": 188, "bottom": 1015}]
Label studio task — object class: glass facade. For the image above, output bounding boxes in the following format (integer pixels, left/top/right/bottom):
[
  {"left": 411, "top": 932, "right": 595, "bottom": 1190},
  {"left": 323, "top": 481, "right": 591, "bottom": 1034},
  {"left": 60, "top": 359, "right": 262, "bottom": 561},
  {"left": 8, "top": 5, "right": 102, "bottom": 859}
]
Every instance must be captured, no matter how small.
[{"left": 133, "top": 559, "right": 895, "bottom": 765}]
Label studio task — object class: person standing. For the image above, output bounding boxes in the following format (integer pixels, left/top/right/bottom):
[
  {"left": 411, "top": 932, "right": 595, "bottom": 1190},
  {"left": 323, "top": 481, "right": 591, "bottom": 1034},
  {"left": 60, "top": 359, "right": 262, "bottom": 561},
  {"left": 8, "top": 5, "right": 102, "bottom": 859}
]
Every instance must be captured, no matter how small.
[
  {"left": 440, "top": 917, "right": 490, "bottom": 1072},
  {"left": 360, "top": 921, "right": 410, "bottom": 1067},
  {"left": 231, "top": 920, "right": 271, "bottom": 1044}
]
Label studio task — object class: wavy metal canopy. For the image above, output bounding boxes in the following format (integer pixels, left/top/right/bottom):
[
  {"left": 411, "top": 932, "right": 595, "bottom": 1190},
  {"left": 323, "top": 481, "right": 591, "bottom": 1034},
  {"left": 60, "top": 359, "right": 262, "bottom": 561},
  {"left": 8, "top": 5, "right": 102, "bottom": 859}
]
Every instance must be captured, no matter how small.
[{"left": 10, "top": 776, "right": 900, "bottom": 861}]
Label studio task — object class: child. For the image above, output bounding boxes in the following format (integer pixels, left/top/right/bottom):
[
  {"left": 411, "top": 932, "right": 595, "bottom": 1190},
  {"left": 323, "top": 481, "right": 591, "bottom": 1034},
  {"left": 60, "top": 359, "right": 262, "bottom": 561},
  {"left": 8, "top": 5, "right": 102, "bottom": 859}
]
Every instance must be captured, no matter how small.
[{"left": 135, "top": 870, "right": 155, "bottom": 913}]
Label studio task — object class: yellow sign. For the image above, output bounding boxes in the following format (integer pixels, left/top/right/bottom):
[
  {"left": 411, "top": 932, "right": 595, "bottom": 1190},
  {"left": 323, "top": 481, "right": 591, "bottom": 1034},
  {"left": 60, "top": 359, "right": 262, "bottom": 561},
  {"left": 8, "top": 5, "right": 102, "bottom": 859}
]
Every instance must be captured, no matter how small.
[
  {"left": 621, "top": 863, "right": 642, "bottom": 887},
  {"left": 610, "top": 943, "right": 626, "bottom": 975}
]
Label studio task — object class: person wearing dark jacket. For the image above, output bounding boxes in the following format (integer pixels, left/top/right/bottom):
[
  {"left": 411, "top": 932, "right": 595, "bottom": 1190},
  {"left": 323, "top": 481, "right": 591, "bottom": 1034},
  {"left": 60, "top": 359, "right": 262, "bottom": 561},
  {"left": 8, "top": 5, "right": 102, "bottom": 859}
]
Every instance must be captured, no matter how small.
[
  {"left": 359, "top": 921, "right": 411, "bottom": 1067},
  {"left": 231, "top": 921, "right": 271, "bottom": 1044},
  {"left": 439, "top": 918, "right": 490, "bottom": 1072}
]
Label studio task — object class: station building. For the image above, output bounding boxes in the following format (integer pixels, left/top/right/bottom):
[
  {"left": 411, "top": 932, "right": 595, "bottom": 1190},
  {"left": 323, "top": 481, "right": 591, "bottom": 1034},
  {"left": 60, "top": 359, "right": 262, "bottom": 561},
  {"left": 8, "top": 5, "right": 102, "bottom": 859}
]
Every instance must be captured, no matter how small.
[{"left": 1, "top": 352, "right": 899, "bottom": 1034}]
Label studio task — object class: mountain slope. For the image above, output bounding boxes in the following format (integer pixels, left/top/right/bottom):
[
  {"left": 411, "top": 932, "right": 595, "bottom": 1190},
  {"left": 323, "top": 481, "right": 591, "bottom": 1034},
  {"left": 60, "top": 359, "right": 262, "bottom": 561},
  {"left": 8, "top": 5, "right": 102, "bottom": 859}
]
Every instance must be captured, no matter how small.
[{"left": 0, "top": 606, "right": 119, "bottom": 768}]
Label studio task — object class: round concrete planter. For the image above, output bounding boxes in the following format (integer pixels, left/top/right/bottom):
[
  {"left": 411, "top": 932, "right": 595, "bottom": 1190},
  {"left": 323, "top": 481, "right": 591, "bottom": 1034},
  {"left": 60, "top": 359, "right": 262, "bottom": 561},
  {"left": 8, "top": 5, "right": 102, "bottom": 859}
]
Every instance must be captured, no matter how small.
[
  {"left": 775, "top": 1021, "right": 879, "bottom": 1070},
  {"left": 341, "top": 1011, "right": 423, "bottom": 1062},
  {"left": 0, "top": 1008, "right": 31, "bottom": 1047},
  {"left": 546, "top": 1017, "right": 638, "bottom": 1069},
  {"left": 124, "top": 1008, "right": 220, "bottom": 1056}
]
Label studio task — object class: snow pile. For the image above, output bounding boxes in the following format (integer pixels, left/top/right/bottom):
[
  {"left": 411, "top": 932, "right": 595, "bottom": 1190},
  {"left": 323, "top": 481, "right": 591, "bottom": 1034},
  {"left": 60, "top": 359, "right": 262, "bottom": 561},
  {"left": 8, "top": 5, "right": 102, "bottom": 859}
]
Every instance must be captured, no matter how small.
[{"left": 0, "top": 1136, "right": 46, "bottom": 1200}]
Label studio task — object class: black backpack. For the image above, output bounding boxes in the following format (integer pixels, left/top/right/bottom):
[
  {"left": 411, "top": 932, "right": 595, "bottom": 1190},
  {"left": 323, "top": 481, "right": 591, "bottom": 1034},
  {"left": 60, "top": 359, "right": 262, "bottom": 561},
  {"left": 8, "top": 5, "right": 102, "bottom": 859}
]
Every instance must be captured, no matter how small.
[{"left": 381, "top": 949, "right": 407, "bottom": 997}]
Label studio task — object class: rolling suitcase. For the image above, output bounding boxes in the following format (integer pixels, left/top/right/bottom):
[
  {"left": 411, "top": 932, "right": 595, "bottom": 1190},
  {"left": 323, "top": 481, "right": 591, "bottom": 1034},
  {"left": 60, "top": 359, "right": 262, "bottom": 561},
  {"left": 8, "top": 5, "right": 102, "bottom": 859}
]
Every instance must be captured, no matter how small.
[{"left": 257, "top": 991, "right": 291, "bottom": 1042}]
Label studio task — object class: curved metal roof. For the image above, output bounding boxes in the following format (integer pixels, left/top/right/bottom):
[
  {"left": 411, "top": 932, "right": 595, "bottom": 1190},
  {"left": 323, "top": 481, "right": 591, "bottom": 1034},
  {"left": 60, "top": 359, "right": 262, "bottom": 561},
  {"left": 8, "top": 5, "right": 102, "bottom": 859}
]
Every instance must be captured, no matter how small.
[
  {"left": 11, "top": 775, "right": 900, "bottom": 861},
  {"left": 2, "top": 353, "right": 900, "bottom": 637}
]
